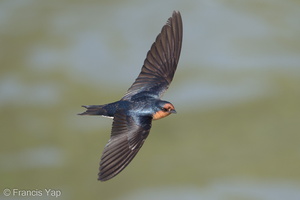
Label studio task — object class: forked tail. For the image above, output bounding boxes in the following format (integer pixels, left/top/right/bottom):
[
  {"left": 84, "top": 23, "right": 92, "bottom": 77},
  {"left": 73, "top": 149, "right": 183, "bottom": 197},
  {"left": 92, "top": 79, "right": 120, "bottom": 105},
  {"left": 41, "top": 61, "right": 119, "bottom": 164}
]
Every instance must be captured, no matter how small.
[{"left": 78, "top": 105, "right": 107, "bottom": 116}]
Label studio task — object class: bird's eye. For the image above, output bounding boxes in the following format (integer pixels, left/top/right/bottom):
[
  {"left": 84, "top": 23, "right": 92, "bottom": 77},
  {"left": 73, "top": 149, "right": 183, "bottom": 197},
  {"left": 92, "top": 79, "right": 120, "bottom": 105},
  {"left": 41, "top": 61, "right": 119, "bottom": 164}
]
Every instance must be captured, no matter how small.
[{"left": 162, "top": 107, "right": 168, "bottom": 112}]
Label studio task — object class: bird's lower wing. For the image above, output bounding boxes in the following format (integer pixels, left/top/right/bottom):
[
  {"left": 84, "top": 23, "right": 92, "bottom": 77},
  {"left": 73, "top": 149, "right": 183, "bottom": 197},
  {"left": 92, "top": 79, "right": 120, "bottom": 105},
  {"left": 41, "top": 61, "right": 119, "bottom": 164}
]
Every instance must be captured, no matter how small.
[{"left": 98, "top": 110, "right": 152, "bottom": 181}]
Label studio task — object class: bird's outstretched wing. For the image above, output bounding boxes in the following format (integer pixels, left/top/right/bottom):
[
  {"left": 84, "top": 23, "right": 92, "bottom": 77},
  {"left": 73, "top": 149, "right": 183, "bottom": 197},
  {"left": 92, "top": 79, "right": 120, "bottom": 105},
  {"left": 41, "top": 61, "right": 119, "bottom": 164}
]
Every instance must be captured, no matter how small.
[
  {"left": 98, "top": 110, "right": 152, "bottom": 181},
  {"left": 122, "top": 11, "right": 183, "bottom": 100}
]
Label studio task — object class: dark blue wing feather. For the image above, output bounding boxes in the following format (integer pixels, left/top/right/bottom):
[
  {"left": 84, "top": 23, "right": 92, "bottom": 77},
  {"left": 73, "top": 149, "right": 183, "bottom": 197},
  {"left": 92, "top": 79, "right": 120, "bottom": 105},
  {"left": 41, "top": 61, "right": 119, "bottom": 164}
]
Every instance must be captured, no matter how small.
[
  {"left": 98, "top": 110, "right": 152, "bottom": 181},
  {"left": 122, "top": 11, "right": 182, "bottom": 100}
]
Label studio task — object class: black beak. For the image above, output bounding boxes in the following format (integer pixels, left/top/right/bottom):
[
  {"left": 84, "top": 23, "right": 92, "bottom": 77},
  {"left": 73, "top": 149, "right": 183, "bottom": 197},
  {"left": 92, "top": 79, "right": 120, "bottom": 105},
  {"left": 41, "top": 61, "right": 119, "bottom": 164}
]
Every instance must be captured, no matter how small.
[{"left": 170, "top": 109, "right": 177, "bottom": 114}]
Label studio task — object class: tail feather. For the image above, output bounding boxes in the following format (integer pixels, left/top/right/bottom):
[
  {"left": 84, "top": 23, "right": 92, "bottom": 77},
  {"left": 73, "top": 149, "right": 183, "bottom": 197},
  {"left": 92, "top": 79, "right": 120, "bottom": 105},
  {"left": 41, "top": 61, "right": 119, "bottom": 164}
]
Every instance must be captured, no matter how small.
[{"left": 78, "top": 105, "right": 107, "bottom": 116}]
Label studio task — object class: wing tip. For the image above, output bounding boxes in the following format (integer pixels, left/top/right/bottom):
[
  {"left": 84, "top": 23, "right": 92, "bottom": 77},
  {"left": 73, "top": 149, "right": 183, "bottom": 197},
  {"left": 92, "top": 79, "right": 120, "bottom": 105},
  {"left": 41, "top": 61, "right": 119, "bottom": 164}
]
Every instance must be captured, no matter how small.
[
  {"left": 167, "top": 10, "right": 182, "bottom": 24},
  {"left": 172, "top": 10, "right": 181, "bottom": 16},
  {"left": 98, "top": 173, "right": 110, "bottom": 182}
]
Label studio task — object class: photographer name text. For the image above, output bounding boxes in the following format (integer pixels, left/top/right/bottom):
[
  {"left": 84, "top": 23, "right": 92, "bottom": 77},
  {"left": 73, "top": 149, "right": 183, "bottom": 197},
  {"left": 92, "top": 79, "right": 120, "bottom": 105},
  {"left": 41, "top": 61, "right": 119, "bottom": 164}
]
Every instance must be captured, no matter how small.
[{"left": 3, "top": 188, "right": 61, "bottom": 198}]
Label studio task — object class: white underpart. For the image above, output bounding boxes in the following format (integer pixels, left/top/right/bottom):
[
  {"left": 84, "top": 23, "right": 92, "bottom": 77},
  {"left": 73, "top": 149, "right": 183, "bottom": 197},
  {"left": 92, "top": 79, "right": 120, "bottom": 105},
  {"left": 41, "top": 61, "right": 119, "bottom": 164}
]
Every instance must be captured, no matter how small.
[{"left": 101, "top": 115, "right": 114, "bottom": 119}]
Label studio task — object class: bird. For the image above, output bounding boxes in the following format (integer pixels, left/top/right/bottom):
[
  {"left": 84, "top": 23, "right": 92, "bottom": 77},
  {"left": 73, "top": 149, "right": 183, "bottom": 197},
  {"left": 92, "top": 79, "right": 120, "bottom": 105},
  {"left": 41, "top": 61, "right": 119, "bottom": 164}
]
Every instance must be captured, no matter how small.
[{"left": 79, "top": 11, "right": 182, "bottom": 181}]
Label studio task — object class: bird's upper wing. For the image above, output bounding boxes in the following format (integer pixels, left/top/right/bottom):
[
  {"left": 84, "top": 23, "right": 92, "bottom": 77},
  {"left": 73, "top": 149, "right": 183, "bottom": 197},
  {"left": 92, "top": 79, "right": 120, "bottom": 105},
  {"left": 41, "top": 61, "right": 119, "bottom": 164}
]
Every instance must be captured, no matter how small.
[
  {"left": 122, "top": 11, "right": 183, "bottom": 100},
  {"left": 98, "top": 109, "right": 152, "bottom": 181}
]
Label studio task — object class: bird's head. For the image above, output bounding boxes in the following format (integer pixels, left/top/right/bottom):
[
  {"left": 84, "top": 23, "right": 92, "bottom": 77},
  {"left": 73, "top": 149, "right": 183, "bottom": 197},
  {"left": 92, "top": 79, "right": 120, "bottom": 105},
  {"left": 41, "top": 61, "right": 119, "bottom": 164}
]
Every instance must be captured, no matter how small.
[{"left": 153, "top": 100, "right": 176, "bottom": 120}]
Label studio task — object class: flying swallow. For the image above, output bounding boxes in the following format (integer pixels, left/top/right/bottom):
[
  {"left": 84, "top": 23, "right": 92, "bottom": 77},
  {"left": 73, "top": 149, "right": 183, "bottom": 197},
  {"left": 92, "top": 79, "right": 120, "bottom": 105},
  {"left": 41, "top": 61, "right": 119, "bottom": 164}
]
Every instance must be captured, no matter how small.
[{"left": 79, "top": 11, "right": 182, "bottom": 181}]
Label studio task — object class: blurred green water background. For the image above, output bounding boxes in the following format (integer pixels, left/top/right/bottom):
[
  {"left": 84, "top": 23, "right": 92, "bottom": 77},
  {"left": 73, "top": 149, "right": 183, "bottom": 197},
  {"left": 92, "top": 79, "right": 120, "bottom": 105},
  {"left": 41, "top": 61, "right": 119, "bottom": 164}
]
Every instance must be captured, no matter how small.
[{"left": 1, "top": 0, "right": 300, "bottom": 200}]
